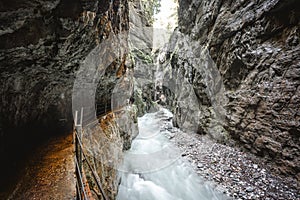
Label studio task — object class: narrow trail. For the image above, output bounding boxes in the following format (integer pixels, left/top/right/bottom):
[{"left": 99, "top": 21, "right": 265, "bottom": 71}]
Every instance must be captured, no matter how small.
[{"left": 4, "top": 133, "right": 76, "bottom": 200}]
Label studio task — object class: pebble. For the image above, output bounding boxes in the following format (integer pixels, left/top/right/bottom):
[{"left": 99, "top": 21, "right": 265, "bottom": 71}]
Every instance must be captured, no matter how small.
[
  {"left": 197, "top": 163, "right": 204, "bottom": 168},
  {"left": 159, "top": 112, "right": 300, "bottom": 200},
  {"left": 246, "top": 187, "right": 254, "bottom": 192}
]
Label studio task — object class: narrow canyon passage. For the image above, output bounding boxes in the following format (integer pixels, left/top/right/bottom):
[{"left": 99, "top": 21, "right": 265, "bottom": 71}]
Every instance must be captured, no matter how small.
[{"left": 0, "top": 0, "right": 299, "bottom": 199}]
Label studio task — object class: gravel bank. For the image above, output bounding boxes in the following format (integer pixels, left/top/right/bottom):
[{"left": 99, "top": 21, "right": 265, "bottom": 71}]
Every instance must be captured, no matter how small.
[{"left": 160, "top": 117, "right": 300, "bottom": 200}]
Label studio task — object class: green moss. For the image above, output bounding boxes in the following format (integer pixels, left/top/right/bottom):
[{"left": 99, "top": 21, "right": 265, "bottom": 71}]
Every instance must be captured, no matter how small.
[
  {"left": 131, "top": 48, "right": 153, "bottom": 64},
  {"left": 133, "top": 89, "right": 146, "bottom": 116}
]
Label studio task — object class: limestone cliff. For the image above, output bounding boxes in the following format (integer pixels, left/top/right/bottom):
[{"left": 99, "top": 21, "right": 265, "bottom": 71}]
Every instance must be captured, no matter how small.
[{"left": 163, "top": 0, "right": 299, "bottom": 179}]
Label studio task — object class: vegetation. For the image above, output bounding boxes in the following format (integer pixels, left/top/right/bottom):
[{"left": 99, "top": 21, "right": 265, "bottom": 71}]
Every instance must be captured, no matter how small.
[{"left": 141, "top": 0, "right": 161, "bottom": 25}]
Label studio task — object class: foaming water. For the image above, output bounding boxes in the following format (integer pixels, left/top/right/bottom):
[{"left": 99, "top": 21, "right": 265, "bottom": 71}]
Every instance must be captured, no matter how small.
[{"left": 117, "top": 108, "right": 229, "bottom": 200}]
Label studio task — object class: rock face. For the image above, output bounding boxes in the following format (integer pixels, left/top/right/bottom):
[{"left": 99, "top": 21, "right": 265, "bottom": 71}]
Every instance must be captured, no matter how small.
[
  {"left": 1, "top": 0, "right": 91, "bottom": 133},
  {"left": 0, "top": 0, "right": 138, "bottom": 194},
  {"left": 0, "top": 0, "right": 88, "bottom": 151},
  {"left": 82, "top": 109, "right": 138, "bottom": 199},
  {"left": 128, "top": 0, "right": 161, "bottom": 116},
  {"left": 164, "top": 0, "right": 300, "bottom": 178},
  {"left": 158, "top": 31, "right": 228, "bottom": 143}
]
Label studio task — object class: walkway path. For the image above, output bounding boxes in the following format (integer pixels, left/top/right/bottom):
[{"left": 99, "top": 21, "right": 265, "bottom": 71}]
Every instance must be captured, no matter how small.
[{"left": 6, "top": 133, "right": 76, "bottom": 200}]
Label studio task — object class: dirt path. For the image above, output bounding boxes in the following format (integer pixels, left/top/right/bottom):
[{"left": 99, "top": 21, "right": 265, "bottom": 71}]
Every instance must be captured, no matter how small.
[{"left": 5, "top": 133, "right": 76, "bottom": 200}]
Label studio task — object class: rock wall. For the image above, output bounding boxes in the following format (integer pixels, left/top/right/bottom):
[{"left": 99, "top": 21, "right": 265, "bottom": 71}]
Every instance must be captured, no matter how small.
[
  {"left": 1, "top": 0, "right": 93, "bottom": 134},
  {"left": 129, "top": 0, "right": 159, "bottom": 116},
  {"left": 158, "top": 32, "right": 228, "bottom": 142},
  {"left": 82, "top": 109, "right": 138, "bottom": 199},
  {"left": 0, "top": 0, "right": 137, "bottom": 189},
  {"left": 166, "top": 0, "right": 299, "bottom": 178}
]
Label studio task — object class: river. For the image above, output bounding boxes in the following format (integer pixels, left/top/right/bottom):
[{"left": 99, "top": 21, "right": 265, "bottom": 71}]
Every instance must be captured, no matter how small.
[{"left": 116, "top": 108, "right": 229, "bottom": 200}]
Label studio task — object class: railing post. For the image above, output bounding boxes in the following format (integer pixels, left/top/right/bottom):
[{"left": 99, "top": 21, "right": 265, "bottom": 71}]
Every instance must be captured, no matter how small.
[
  {"left": 78, "top": 129, "right": 82, "bottom": 177},
  {"left": 80, "top": 107, "right": 83, "bottom": 126},
  {"left": 79, "top": 107, "right": 84, "bottom": 174},
  {"left": 74, "top": 111, "right": 78, "bottom": 127},
  {"left": 75, "top": 108, "right": 84, "bottom": 174},
  {"left": 74, "top": 108, "right": 84, "bottom": 199}
]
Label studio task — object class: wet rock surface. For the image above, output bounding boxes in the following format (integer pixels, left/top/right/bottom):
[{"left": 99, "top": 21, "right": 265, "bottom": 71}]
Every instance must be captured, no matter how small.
[
  {"left": 162, "top": 120, "right": 300, "bottom": 200},
  {"left": 164, "top": 0, "right": 300, "bottom": 179}
]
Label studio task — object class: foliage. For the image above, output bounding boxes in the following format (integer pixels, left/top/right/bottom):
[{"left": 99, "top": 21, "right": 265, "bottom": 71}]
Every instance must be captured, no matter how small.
[{"left": 141, "top": 0, "right": 161, "bottom": 25}]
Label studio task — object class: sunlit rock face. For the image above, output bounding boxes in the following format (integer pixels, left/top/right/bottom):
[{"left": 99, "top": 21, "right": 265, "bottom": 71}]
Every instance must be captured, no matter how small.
[{"left": 167, "top": 0, "right": 300, "bottom": 178}]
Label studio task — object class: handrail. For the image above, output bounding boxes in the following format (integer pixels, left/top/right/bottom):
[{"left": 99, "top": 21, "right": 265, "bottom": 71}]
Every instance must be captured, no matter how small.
[
  {"left": 75, "top": 155, "right": 88, "bottom": 200},
  {"left": 74, "top": 128, "right": 109, "bottom": 200},
  {"left": 74, "top": 107, "right": 109, "bottom": 200},
  {"left": 74, "top": 105, "right": 128, "bottom": 200},
  {"left": 84, "top": 106, "right": 127, "bottom": 128}
]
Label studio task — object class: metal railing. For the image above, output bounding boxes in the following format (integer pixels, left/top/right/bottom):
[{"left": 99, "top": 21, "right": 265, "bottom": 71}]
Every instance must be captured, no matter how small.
[{"left": 74, "top": 108, "right": 109, "bottom": 200}]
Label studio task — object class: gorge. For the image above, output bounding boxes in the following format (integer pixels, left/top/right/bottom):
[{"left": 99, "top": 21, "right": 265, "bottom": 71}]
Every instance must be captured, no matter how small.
[{"left": 0, "top": 0, "right": 299, "bottom": 199}]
